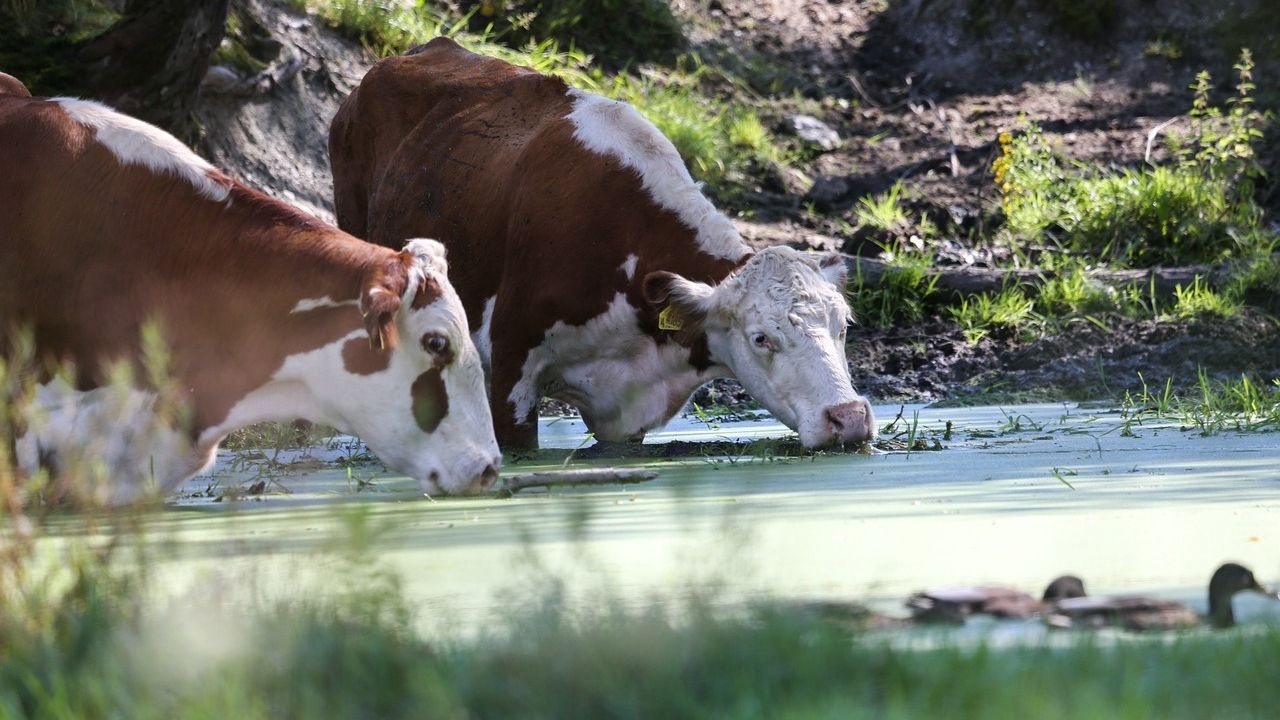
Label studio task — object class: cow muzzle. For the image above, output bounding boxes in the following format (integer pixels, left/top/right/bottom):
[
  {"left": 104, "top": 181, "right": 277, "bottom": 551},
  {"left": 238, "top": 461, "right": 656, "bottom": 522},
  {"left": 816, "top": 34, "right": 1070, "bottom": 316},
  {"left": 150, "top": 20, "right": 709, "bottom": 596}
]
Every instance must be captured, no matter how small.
[
  {"left": 821, "top": 398, "right": 876, "bottom": 446},
  {"left": 426, "top": 457, "right": 501, "bottom": 496}
]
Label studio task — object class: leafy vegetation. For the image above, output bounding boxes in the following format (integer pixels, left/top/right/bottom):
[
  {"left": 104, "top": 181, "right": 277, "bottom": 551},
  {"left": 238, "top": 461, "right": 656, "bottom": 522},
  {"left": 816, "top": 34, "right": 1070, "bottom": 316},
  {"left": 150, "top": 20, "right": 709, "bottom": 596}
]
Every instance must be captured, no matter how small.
[
  {"left": 4, "top": 503, "right": 1280, "bottom": 718},
  {"left": 1228, "top": 254, "right": 1280, "bottom": 314},
  {"left": 0, "top": 0, "right": 120, "bottom": 94},
  {"left": 0, "top": 0, "right": 118, "bottom": 40},
  {"left": 992, "top": 51, "right": 1275, "bottom": 267}
]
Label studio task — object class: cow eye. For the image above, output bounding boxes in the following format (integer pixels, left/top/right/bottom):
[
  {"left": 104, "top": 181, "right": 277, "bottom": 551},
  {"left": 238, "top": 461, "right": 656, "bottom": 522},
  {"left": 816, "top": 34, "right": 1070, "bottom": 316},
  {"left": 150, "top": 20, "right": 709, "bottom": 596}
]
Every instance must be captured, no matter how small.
[
  {"left": 752, "top": 333, "right": 773, "bottom": 351},
  {"left": 422, "top": 333, "right": 450, "bottom": 356}
]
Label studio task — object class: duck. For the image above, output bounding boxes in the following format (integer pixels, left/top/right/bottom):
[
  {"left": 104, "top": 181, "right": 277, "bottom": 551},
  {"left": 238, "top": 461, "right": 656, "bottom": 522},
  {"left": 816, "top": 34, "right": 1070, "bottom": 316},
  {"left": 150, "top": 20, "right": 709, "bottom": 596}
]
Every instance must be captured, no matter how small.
[
  {"left": 1044, "top": 563, "right": 1280, "bottom": 631},
  {"left": 904, "top": 575, "right": 1086, "bottom": 623}
]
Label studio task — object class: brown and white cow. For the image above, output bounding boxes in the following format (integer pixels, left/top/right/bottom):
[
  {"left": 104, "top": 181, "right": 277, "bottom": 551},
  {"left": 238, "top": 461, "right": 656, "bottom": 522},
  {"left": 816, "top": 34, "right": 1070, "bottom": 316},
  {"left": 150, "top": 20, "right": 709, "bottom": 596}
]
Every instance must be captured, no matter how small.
[
  {"left": 330, "top": 38, "right": 876, "bottom": 450},
  {"left": 0, "top": 73, "right": 500, "bottom": 503}
]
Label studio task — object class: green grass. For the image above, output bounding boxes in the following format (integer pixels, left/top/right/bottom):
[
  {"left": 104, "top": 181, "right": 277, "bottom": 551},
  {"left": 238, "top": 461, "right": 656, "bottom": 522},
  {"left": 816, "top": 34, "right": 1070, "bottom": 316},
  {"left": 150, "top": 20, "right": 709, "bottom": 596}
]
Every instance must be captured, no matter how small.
[
  {"left": 292, "top": 0, "right": 783, "bottom": 200},
  {"left": 1123, "top": 370, "right": 1280, "bottom": 435},
  {"left": 1168, "top": 276, "right": 1243, "bottom": 320},
  {"left": 948, "top": 286, "right": 1037, "bottom": 343},
  {"left": 1228, "top": 254, "right": 1280, "bottom": 314},
  {"left": 1034, "top": 266, "right": 1128, "bottom": 317},
  {"left": 849, "top": 255, "right": 939, "bottom": 329},
  {"left": 994, "top": 127, "right": 1273, "bottom": 267},
  {"left": 854, "top": 181, "right": 909, "bottom": 233}
]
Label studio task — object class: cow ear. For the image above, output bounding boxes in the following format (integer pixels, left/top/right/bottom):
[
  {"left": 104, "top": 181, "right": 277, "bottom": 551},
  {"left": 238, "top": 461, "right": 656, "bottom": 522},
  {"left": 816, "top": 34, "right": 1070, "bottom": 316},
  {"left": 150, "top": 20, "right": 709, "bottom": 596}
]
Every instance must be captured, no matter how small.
[
  {"left": 643, "top": 271, "right": 715, "bottom": 334},
  {"left": 360, "top": 253, "right": 412, "bottom": 351},
  {"left": 815, "top": 252, "right": 848, "bottom": 288}
]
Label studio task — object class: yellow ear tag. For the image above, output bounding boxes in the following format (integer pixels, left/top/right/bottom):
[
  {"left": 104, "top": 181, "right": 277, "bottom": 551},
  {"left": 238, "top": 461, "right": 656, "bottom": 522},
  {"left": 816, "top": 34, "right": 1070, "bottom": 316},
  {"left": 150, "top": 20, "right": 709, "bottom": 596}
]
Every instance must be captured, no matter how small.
[{"left": 658, "top": 305, "right": 685, "bottom": 331}]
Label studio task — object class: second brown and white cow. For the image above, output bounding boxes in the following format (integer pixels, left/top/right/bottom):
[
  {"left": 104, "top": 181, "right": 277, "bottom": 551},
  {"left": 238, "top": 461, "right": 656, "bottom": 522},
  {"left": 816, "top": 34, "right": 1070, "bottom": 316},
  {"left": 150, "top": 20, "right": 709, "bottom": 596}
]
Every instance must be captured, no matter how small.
[
  {"left": 0, "top": 73, "right": 499, "bottom": 503},
  {"left": 330, "top": 38, "right": 875, "bottom": 449}
]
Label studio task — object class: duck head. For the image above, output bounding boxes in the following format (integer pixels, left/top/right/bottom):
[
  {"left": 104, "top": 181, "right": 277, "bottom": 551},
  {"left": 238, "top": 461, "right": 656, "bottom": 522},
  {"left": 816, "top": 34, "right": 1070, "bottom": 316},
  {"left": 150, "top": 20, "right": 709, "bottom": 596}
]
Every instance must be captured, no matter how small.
[{"left": 1207, "top": 562, "right": 1275, "bottom": 629}]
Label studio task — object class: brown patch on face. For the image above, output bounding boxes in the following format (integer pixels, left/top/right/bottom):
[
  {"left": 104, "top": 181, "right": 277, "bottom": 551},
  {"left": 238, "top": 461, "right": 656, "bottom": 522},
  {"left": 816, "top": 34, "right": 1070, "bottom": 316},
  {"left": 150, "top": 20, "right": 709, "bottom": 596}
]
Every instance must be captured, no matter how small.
[
  {"left": 411, "top": 275, "right": 443, "bottom": 309},
  {"left": 342, "top": 336, "right": 391, "bottom": 375},
  {"left": 411, "top": 368, "right": 449, "bottom": 433}
]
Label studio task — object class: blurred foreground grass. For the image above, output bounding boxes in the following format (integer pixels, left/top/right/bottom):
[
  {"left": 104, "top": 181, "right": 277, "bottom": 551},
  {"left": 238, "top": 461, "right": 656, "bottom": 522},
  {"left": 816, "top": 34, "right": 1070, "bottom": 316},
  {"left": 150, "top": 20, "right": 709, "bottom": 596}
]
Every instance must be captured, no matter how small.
[{"left": 2, "top": 505, "right": 1279, "bottom": 720}]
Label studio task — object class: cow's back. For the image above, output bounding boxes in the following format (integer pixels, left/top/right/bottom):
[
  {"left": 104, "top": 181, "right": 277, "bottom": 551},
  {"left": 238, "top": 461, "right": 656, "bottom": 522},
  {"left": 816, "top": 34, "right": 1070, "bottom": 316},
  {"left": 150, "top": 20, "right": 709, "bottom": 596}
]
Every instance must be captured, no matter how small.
[{"left": 331, "top": 38, "right": 576, "bottom": 318}]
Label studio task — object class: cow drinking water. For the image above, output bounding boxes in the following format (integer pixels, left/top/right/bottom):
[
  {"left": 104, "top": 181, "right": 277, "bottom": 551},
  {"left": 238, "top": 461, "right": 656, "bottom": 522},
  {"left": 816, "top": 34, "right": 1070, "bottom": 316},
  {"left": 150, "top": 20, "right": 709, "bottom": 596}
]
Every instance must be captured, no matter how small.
[
  {"left": 0, "top": 73, "right": 499, "bottom": 503},
  {"left": 330, "top": 38, "right": 875, "bottom": 450}
]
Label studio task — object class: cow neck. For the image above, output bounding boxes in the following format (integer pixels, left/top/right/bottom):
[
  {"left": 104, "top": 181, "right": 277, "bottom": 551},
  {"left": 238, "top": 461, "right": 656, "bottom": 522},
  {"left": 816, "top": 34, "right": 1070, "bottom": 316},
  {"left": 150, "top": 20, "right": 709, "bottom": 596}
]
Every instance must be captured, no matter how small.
[{"left": 176, "top": 183, "right": 392, "bottom": 434}]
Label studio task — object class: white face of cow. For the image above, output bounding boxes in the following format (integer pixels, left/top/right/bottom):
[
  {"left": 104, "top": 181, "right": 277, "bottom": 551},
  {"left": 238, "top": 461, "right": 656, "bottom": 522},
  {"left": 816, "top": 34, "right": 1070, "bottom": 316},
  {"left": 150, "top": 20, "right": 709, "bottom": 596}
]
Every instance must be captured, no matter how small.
[
  {"left": 367, "top": 239, "right": 500, "bottom": 494},
  {"left": 645, "top": 247, "right": 876, "bottom": 448},
  {"left": 319, "top": 239, "right": 501, "bottom": 495}
]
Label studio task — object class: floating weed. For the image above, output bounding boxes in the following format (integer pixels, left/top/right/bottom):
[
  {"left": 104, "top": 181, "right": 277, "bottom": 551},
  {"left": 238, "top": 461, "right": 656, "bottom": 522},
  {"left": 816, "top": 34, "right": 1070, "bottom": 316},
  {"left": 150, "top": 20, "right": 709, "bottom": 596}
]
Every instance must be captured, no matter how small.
[
  {"left": 998, "top": 409, "right": 1046, "bottom": 434},
  {"left": 1121, "top": 370, "right": 1280, "bottom": 435},
  {"left": 1051, "top": 467, "right": 1078, "bottom": 490}
]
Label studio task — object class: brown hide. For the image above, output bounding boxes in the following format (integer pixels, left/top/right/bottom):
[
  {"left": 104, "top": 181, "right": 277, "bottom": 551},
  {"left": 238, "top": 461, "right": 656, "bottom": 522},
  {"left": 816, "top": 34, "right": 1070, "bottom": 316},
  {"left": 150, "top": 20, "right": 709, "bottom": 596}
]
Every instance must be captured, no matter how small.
[
  {"left": 0, "top": 93, "right": 402, "bottom": 443},
  {"left": 331, "top": 37, "right": 740, "bottom": 448}
]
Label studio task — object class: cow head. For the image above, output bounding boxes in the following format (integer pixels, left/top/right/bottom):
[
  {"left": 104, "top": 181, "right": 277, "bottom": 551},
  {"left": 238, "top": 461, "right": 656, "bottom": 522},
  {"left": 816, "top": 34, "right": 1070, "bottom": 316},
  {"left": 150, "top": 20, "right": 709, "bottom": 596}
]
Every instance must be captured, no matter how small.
[
  {"left": 645, "top": 246, "right": 875, "bottom": 448},
  {"left": 344, "top": 238, "right": 501, "bottom": 495}
]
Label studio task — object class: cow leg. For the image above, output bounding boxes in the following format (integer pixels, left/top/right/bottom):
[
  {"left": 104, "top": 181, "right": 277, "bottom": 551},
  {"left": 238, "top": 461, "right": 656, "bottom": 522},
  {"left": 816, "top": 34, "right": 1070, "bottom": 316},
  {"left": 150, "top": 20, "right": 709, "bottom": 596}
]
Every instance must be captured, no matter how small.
[{"left": 488, "top": 336, "right": 542, "bottom": 452}]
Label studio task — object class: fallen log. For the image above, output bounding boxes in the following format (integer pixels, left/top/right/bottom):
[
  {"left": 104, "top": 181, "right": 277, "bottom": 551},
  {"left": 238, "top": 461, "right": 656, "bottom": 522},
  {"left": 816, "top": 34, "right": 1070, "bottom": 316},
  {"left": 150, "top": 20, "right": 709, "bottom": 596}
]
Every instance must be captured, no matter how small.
[
  {"left": 499, "top": 468, "right": 659, "bottom": 495},
  {"left": 842, "top": 252, "right": 1279, "bottom": 301}
]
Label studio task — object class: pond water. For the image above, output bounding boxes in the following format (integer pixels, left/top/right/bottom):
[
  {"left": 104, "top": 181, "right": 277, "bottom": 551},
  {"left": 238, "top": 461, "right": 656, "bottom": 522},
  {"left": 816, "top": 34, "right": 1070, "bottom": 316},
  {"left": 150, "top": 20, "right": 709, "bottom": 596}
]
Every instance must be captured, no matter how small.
[{"left": 41, "top": 402, "right": 1280, "bottom": 635}]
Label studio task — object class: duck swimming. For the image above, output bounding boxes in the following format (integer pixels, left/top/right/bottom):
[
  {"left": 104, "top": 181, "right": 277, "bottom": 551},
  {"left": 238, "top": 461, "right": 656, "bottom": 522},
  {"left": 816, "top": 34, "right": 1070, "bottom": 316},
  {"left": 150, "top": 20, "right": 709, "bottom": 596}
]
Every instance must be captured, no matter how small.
[
  {"left": 905, "top": 575, "right": 1086, "bottom": 623},
  {"left": 1045, "top": 563, "right": 1280, "bottom": 631}
]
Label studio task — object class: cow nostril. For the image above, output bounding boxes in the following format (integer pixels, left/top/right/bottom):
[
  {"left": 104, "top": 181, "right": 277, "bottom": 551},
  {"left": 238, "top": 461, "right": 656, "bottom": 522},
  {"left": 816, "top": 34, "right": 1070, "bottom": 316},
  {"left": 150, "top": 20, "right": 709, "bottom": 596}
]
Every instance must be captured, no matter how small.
[
  {"left": 428, "top": 470, "right": 441, "bottom": 487},
  {"left": 825, "top": 406, "right": 846, "bottom": 433},
  {"left": 478, "top": 463, "right": 499, "bottom": 491}
]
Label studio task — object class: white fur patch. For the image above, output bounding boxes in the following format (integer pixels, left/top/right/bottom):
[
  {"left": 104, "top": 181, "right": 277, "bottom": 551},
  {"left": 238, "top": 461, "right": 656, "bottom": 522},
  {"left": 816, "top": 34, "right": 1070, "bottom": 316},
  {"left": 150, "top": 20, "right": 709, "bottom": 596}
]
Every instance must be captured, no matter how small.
[
  {"left": 52, "top": 97, "right": 231, "bottom": 202},
  {"left": 565, "top": 89, "right": 749, "bottom": 262},
  {"left": 473, "top": 295, "right": 496, "bottom": 369},
  {"left": 619, "top": 253, "right": 639, "bottom": 280},
  {"left": 17, "top": 378, "right": 211, "bottom": 505},
  {"left": 509, "top": 292, "right": 723, "bottom": 440},
  {"left": 290, "top": 296, "right": 359, "bottom": 314}
]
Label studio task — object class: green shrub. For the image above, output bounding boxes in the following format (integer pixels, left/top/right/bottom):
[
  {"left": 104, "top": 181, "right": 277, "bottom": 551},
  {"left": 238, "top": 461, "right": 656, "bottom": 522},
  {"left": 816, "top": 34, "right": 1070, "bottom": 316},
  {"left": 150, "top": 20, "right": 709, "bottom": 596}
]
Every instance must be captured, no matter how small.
[{"left": 993, "top": 51, "right": 1275, "bottom": 267}]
